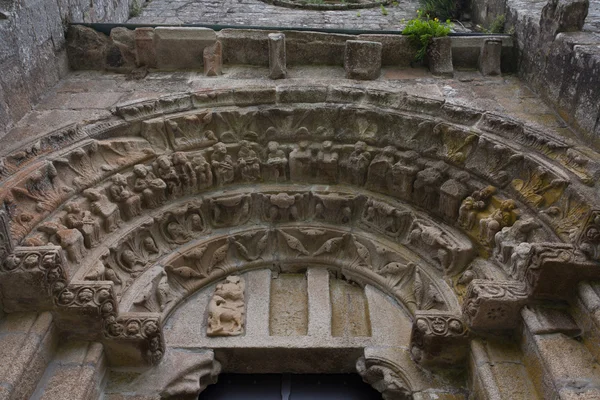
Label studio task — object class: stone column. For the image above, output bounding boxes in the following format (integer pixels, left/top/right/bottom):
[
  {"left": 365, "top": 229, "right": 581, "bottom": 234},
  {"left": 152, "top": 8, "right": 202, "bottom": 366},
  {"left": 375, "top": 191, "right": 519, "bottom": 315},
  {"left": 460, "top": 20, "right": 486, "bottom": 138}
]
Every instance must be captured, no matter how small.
[
  {"left": 344, "top": 40, "right": 382, "bottom": 80},
  {"left": 268, "top": 33, "right": 286, "bottom": 80},
  {"left": 479, "top": 39, "right": 502, "bottom": 76},
  {"left": 427, "top": 37, "right": 453, "bottom": 77}
]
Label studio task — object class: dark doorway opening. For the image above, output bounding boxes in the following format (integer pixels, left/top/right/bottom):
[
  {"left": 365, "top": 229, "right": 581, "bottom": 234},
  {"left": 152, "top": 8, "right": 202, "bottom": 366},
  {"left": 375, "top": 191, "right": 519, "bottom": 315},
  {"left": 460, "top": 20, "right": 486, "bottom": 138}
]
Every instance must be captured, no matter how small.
[{"left": 200, "top": 374, "right": 382, "bottom": 399}]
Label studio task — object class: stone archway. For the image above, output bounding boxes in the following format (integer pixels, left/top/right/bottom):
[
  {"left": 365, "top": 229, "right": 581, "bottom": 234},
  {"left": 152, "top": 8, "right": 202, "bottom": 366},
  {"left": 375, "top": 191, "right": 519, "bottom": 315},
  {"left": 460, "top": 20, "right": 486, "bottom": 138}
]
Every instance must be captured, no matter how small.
[{"left": 1, "top": 84, "right": 600, "bottom": 399}]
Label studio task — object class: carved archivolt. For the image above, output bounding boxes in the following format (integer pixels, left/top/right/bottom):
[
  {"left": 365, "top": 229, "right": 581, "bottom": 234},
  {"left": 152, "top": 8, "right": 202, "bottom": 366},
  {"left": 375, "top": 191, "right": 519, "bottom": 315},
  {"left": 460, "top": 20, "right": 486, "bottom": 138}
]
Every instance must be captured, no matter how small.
[{"left": 1, "top": 86, "right": 600, "bottom": 370}]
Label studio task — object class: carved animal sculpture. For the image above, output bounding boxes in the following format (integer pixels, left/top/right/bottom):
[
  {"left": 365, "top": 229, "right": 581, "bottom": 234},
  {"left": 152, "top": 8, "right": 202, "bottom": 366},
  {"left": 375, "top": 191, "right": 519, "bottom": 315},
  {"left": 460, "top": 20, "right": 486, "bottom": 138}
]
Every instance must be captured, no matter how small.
[{"left": 207, "top": 295, "right": 243, "bottom": 335}]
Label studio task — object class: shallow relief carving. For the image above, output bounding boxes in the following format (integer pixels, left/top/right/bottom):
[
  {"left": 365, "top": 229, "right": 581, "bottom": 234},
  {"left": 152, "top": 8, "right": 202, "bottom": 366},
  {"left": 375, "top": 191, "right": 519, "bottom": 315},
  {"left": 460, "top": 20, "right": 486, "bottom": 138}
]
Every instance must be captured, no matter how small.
[
  {"left": 207, "top": 275, "right": 245, "bottom": 337},
  {"left": 356, "top": 356, "right": 412, "bottom": 400}
]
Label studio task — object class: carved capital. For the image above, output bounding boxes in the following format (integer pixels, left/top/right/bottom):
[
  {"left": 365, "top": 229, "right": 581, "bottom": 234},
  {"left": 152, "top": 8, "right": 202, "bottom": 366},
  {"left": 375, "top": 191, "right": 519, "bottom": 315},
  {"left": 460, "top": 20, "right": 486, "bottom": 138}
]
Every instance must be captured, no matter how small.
[
  {"left": 0, "top": 246, "right": 68, "bottom": 311},
  {"left": 409, "top": 310, "right": 468, "bottom": 368},
  {"left": 54, "top": 281, "right": 117, "bottom": 339},
  {"left": 356, "top": 356, "right": 411, "bottom": 400},
  {"left": 462, "top": 279, "right": 528, "bottom": 330},
  {"left": 523, "top": 243, "right": 599, "bottom": 299},
  {"left": 103, "top": 312, "right": 165, "bottom": 366}
]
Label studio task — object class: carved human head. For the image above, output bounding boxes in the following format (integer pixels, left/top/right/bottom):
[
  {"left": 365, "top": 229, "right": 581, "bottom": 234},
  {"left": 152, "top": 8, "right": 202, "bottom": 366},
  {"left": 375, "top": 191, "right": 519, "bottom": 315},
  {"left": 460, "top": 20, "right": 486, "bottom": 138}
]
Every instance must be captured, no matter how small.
[
  {"left": 500, "top": 199, "right": 516, "bottom": 211},
  {"left": 172, "top": 152, "right": 188, "bottom": 164},
  {"left": 133, "top": 164, "right": 148, "bottom": 177},
  {"left": 298, "top": 141, "right": 309, "bottom": 150},
  {"left": 214, "top": 142, "right": 227, "bottom": 154},
  {"left": 268, "top": 141, "right": 279, "bottom": 152},
  {"left": 322, "top": 141, "right": 333, "bottom": 150},
  {"left": 65, "top": 202, "right": 81, "bottom": 214},
  {"left": 77, "top": 288, "right": 94, "bottom": 303},
  {"left": 157, "top": 155, "right": 172, "bottom": 169},
  {"left": 355, "top": 141, "right": 367, "bottom": 152},
  {"left": 112, "top": 174, "right": 128, "bottom": 186}
]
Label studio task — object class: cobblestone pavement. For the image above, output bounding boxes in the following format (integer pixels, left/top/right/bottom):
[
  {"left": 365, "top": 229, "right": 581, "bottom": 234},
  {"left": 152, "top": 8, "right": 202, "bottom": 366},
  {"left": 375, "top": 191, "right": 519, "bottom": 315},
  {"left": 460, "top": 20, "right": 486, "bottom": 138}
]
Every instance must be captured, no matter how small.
[{"left": 128, "top": 0, "right": 419, "bottom": 31}]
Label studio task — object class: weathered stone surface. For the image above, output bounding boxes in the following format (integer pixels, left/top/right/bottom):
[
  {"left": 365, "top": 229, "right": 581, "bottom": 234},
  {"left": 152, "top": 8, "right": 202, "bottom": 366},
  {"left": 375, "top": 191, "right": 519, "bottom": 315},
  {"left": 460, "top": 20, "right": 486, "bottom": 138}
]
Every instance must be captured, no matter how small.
[
  {"left": 410, "top": 311, "right": 468, "bottom": 368},
  {"left": 479, "top": 39, "right": 502, "bottom": 76},
  {"left": 135, "top": 28, "right": 157, "bottom": 68},
  {"left": 268, "top": 33, "right": 286, "bottom": 79},
  {"left": 427, "top": 37, "right": 453, "bottom": 77},
  {"left": 109, "top": 27, "right": 137, "bottom": 70},
  {"left": 203, "top": 41, "right": 223, "bottom": 77},
  {"left": 67, "top": 25, "right": 111, "bottom": 70},
  {"left": 154, "top": 27, "right": 217, "bottom": 69},
  {"left": 344, "top": 40, "right": 382, "bottom": 80}
]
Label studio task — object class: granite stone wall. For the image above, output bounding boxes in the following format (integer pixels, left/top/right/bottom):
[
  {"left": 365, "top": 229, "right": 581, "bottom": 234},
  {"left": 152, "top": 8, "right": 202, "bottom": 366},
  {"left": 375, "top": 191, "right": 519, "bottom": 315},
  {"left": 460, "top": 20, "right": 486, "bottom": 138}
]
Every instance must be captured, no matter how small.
[{"left": 0, "top": 0, "right": 133, "bottom": 139}]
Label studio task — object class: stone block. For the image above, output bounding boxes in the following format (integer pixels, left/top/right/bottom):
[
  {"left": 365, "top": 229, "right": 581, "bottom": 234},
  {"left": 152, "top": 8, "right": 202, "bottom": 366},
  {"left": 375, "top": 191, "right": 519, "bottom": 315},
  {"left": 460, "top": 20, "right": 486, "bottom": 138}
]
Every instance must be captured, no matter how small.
[
  {"left": 344, "top": 40, "right": 382, "bottom": 81},
  {"left": 135, "top": 28, "right": 156, "bottom": 68},
  {"left": 66, "top": 25, "right": 111, "bottom": 70},
  {"left": 154, "top": 27, "right": 216, "bottom": 69},
  {"left": 479, "top": 39, "right": 503, "bottom": 76},
  {"left": 108, "top": 27, "right": 136, "bottom": 70},
  {"left": 203, "top": 41, "right": 222, "bottom": 77},
  {"left": 462, "top": 280, "right": 529, "bottom": 331},
  {"left": 307, "top": 268, "right": 331, "bottom": 337},
  {"left": 427, "top": 37, "right": 453, "bottom": 77},
  {"left": 357, "top": 34, "right": 414, "bottom": 66},
  {"left": 410, "top": 311, "right": 468, "bottom": 367},
  {"left": 268, "top": 33, "right": 286, "bottom": 80}
]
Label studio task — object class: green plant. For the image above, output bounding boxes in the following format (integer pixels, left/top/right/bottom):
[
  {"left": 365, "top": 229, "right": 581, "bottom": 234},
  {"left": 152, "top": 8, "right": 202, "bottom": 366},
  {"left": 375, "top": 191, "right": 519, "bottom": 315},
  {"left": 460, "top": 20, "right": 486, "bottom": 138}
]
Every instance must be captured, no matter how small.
[
  {"left": 418, "top": 0, "right": 458, "bottom": 20},
  {"left": 486, "top": 14, "right": 506, "bottom": 33},
  {"left": 402, "top": 10, "right": 452, "bottom": 62},
  {"left": 129, "top": 0, "right": 143, "bottom": 17},
  {"left": 356, "top": 12, "right": 361, "bottom": 16},
  {"left": 380, "top": 4, "right": 388, "bottom": 15}
]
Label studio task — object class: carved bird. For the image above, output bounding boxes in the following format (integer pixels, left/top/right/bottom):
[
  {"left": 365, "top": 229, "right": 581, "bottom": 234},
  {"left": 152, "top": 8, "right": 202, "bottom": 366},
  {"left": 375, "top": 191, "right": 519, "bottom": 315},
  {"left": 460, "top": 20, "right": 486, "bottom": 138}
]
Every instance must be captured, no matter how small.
[{"left": 165, "top": 265, "right": 203, "bottom": 279}]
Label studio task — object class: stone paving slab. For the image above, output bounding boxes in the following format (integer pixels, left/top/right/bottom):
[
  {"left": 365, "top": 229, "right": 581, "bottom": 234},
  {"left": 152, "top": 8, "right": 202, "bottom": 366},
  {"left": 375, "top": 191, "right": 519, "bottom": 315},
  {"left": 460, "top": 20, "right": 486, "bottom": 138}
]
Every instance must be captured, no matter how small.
[{"left": 0, "top": 65, "right": 582, "bottom": 156}]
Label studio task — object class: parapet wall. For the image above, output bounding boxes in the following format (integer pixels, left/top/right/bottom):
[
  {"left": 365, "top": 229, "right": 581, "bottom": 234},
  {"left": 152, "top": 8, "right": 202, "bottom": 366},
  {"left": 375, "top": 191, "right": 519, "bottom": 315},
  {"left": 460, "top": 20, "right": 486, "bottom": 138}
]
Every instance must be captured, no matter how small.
[
  {"left": 472, "top": 0, "right": 600, "bottom": 150},
  {"left": 0, "top": 0, "right": 133, "bottom": 139}
]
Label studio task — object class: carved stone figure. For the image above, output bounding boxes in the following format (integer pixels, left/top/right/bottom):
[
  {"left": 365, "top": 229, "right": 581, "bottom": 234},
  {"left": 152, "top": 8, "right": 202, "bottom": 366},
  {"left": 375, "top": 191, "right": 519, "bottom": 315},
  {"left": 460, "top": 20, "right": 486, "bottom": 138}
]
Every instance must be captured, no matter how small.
[
  {"left": 264, "top": 141, "right": 288, "bottom": 182},
  {"left": 316, "top": 141, "right": 339, "bottom": 183},
  {"left": 479, "top": 200, "right": 517, "bottom": 246},
  {"left": 237, "top": 140, "right": 261, "bottom": 182},
  {"left": 367, "top": 146, "right": 396, "bottom": 192},
  {"left": 172, "top": 152, "right": 197, "bottom": 192},
  {"left": 207, "top": 275, "right": 245, "bottom": 337},
  {"left": 391, "top": 150, "right": 421, "bottom": 201},
  {"left": 64, "top": 202, "right": 101, "bottom": 248},
  {"left": 313, "top": 193, "right": 355, "bottom": 224},
  {"left": 458, "top": 186, "right": 496, "bottom": 230},
  {"left": 133, "top": 164, "right": 167, "bottom": 209},
  {"left": 494, "top": 217, "right": 541, "bottom": 264},
  {"left": 361, "top": 199, "right": 413, "bottom": 239},
  {"left": 344, "top": 141, "right": 371, "bottom": 186},
  {"left": 83, "top": 188, "right": 121, "bottom": 233},
  {"left": 211, "top": 143, "right": 235, "bottom": 186},
  {"left": 85, "top": 259, "right": 123, "bottom": 289},
  {"left": 191, "top": 154, "right": 213, "bottom": 189},
  {"left": 155, "top": 155, "right": 181, "bottom": 197},
  {"left": 289, "top": 141, "right": 313, "bottom": 181},
  {"left": 413, "top": 161, "right": 448, "bottom": 213},
  {"left": 356, "top": 357, "right": 411, "bottom": 400},
  {"left": 38, "top": 222, "right": 86, "bottom": 263},
  {"left": 439, "top": 172, "right": 470, "bottom": 222},
  {"left": 261, "top": 193, "right": 304, "bottom": 222},
  {"left": 108, "top": 174, "right": 142, "bottom": 220}
]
